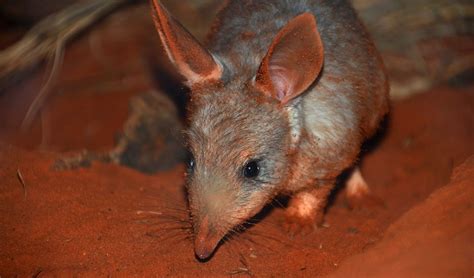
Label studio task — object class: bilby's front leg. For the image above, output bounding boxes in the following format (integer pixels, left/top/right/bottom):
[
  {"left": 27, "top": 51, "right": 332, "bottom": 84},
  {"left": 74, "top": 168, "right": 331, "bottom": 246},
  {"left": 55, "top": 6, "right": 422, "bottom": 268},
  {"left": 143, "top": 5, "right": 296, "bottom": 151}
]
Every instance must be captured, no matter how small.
[{"left": 284, "top": 182, "right": 335, "bottom": 236}]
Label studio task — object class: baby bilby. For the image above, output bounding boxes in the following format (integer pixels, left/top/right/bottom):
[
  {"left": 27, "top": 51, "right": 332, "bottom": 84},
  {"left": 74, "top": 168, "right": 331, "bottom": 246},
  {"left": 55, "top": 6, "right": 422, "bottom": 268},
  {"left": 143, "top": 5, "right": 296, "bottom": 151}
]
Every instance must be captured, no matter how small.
[{"left": 150, "top": 0, "right": 389, "bottom": 260}]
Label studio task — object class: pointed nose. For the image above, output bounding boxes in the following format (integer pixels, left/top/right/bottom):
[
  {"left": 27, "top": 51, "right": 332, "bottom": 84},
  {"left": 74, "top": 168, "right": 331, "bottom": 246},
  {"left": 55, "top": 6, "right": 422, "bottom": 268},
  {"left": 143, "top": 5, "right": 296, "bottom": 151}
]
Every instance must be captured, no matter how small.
[
  {"left": 193, "top": 216, "right": 222, "bottom": 261},
  {"left": 194, "top": 240, "right": 215, "bottom": 260}
]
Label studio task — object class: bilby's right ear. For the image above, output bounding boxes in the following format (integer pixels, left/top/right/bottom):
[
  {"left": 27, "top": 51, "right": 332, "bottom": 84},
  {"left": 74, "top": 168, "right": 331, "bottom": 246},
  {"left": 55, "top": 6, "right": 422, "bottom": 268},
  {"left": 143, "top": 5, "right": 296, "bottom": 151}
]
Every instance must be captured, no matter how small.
[{"left": 150, "top": 0, "right": 222, "bottom": 85}]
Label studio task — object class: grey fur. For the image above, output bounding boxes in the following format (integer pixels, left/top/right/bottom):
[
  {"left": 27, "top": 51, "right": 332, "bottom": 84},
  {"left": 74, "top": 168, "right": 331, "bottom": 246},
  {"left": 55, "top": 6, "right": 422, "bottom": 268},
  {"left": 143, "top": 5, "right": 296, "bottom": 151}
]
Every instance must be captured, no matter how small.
[{"left": 154, "top": 0, "right": 389, "bottom": 259}]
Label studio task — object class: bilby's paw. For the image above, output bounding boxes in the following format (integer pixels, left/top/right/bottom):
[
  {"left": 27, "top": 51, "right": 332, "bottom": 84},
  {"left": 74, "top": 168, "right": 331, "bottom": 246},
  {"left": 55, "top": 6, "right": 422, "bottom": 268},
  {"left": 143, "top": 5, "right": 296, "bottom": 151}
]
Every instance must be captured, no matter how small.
[
  {"left": 282, "top": 191, "right": 324, "bottom": 237},
  {"left": 283, "top": 208, "right": 320, "bottom": 237}
]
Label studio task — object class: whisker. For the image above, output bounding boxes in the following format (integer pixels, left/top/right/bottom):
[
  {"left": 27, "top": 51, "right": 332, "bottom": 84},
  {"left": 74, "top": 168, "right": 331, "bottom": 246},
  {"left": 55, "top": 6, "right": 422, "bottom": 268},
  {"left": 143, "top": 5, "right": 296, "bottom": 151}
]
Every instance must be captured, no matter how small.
[
  {"left": 238, "top": 234, "right": 275, "bottom": 253},
  {"left": 136, "top": 213, "right": 191, "bottom": 222},
  {"left": 134, "top": 218, "right": 192, "bottom": 228},
  {"left": 166, "top": 234, "right": 194, "bottom": 247},
  {"left": 245, "top": 230, "right": 286, "bottom": 244},
  {"left": 155, "top": 231, "right": 192, "bottom": 243},
  {"left": 150, "top": 226, "right": 193, "bottom": 233}
]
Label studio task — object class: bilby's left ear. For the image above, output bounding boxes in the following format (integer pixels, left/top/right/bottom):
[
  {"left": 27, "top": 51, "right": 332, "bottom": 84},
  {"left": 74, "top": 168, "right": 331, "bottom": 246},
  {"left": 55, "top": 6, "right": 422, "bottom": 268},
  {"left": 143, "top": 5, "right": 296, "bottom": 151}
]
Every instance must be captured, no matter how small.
[
  {"left": 254, "top": 13, "right": 324, "bottom": 104},
  {"left": 150, "top": 0, "right": 222, "bottom": 85}
]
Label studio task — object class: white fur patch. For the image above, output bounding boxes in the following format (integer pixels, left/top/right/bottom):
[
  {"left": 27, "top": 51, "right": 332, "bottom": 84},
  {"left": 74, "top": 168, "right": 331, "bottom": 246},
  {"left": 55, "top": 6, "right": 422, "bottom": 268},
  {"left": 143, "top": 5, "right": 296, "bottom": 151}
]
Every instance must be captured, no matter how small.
[
  {"left": 296, "top": 192, "right": 319, "bottom": 217},
  {"left": 303, "top": 80, "right": 356, "bottom": 148},
  {"left": 346, "top": 168, "right": 370, "bottom": 197},
  {"left": 286, "top": 100, "right": 303, "bottom": 150}
]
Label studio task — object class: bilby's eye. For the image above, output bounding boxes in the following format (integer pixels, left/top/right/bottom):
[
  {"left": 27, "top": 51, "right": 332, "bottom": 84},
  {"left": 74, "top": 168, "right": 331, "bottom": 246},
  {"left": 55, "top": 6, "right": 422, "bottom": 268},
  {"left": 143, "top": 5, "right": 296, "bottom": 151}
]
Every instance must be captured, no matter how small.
[
  {"left": 187, "top": 152, "right": 195, "bottom": 174},
  {"left": 243, "top": 160, "right": 260, "bottom": 179}
]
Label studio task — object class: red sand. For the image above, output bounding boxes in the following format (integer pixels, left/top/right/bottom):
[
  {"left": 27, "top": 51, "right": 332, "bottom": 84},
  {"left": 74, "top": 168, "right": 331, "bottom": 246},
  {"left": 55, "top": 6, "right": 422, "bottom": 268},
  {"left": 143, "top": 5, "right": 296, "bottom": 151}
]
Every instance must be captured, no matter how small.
[
  {"left": 1, "top": 5, "right": 473, "bottom": 275},
  {"left": 327, "top": 156, "right": 474, "bottom": 278},
  {"left": 1, "top": 86, "right": 473, "bottom": 276}
]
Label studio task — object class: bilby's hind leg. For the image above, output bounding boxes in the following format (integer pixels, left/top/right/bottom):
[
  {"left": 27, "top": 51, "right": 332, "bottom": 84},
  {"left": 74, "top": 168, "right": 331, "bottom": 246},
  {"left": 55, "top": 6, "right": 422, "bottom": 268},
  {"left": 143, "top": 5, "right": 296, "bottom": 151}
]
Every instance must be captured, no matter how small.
[
  {"left": 345, "top": 167, "right": 383, "bottom": 208},
  {"left": 283, "top": 183, "right": 334, "bottom": 236}
]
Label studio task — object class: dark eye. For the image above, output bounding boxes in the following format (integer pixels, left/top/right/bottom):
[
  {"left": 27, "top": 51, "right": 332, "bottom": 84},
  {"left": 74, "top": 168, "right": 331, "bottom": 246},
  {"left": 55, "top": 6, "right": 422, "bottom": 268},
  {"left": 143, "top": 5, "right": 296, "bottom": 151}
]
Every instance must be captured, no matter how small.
[
  {"left": 243, "top": 160, "right": 260, "bottom": 179},
  {"left": 187, "top": 152, "right": 195, "bottom": 174}
]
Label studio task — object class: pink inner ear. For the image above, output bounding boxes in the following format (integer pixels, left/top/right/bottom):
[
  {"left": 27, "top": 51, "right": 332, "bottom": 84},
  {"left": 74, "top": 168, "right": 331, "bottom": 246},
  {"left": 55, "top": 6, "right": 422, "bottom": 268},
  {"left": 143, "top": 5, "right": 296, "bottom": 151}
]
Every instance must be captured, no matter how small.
[
  {"left": 150, "top": 0, "right": 222, "bottom": 84},
  {"left": 269, "top": 65, "right": 292, "bottom": 100},
  {"left": 255, "top": 13, "right": 324, "bottom": 103}
]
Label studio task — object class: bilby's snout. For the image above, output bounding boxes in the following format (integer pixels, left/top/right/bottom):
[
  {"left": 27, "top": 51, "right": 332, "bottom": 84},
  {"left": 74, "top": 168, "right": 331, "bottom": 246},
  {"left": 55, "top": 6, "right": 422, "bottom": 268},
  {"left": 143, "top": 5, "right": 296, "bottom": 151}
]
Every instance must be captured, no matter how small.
[{"left": 193, "top": 216, "right": 222, "bottom": 261}]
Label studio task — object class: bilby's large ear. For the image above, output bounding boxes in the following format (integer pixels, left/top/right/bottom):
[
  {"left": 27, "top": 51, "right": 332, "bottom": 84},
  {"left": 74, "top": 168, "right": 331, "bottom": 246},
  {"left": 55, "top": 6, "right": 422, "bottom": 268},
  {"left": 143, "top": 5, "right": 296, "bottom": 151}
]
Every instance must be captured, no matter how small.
[
  {"left": 150, "top": 0, "right": 222, "bottom": 85},
  {"left": 255, "top": 13, "right": 324, "bottom": 104}
]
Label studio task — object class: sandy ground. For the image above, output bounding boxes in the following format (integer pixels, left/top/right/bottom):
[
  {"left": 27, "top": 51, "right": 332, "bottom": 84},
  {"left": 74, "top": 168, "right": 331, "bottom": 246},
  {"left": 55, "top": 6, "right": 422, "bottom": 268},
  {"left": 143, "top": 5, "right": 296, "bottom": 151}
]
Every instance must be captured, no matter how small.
[{"left": 1, "top": 86, "right": 473, "bottom": 277}]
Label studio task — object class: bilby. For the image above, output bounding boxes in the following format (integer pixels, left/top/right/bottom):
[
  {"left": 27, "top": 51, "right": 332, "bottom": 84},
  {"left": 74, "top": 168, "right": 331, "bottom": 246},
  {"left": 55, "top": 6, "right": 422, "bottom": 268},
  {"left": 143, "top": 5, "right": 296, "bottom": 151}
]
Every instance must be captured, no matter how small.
[{"left": 149, "top": 0, "right": 389, "bottom": 260}]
